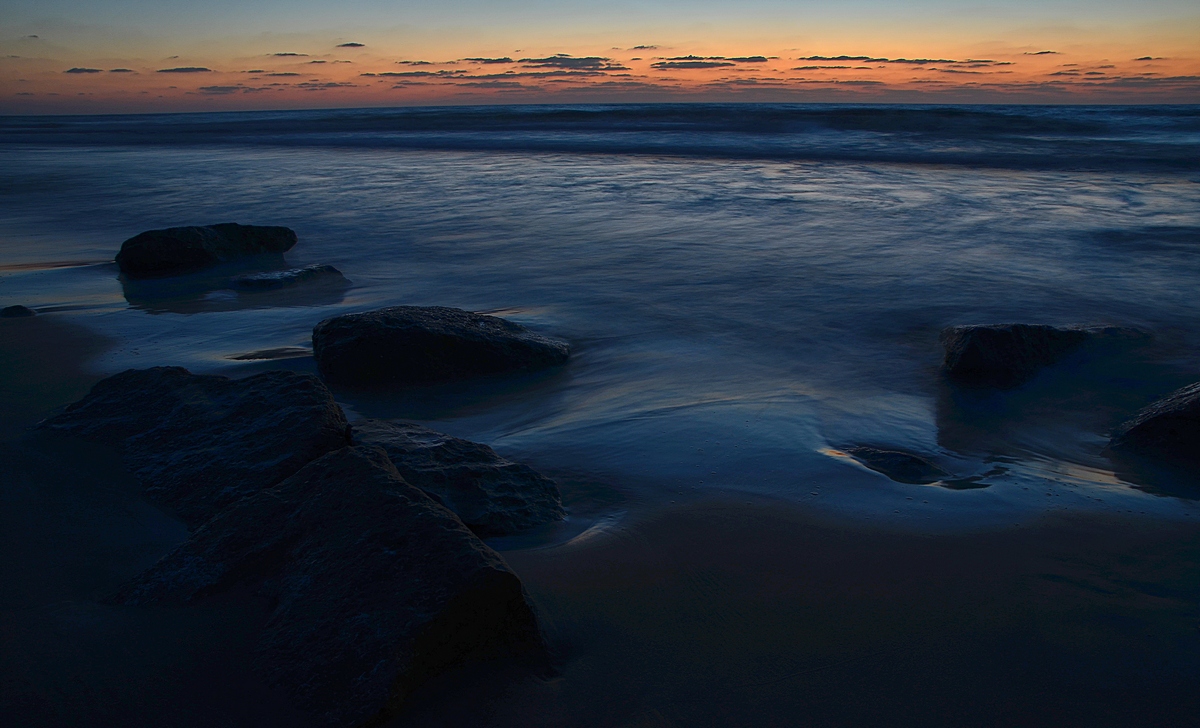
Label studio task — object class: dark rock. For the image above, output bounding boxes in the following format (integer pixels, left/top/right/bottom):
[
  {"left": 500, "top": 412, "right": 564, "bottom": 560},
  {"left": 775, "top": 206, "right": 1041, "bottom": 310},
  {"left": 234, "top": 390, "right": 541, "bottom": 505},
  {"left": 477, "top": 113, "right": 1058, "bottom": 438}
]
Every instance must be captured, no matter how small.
[
  {"left": 940, "top": 324, "right": 1146, "bottom": 389},
  {"left": 1109, "top": 382, "right": 1200, "bottom": 467},
  {"left": 843, "top": 446, "right": 951, "bottom": 485},
  {"left": 354, "top": 419, "right": 565, "bottom": 536},
  {"left": 118, "top": 445, "right": 542, "bottom": 727},
  {"left": 312, "top": 305, "right": 570, "bottom": 387},
  {"left": 230, "top": 264, "right": 346, "bottom": 291},
  {"left": 0, "top": 304, "right": 35, "bottom": 317},
  {"left": 115, "top": 223, "right": 297, "bottom": 278},
  {"left": 39, "top": 367, "right": 350, "bottom": 526}
]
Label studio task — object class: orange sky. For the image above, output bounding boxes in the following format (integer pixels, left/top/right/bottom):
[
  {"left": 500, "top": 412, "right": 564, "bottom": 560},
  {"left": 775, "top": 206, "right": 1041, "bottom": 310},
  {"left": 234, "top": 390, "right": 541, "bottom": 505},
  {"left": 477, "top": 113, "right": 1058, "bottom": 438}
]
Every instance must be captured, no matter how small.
[{"left": 3, "top": 8, "right": 1198, "bottom": 112}]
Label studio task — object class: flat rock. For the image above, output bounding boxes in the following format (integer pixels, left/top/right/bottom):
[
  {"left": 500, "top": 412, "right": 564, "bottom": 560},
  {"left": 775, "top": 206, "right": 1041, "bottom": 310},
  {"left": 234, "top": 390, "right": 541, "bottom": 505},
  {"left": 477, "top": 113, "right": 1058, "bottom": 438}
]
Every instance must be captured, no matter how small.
[
  {"left": 39, "top": 367, "right": 351, "bottom": 526},
  {"left": 354, "top": 419, "right": 565, "bottom": 536},
  {"left": 117, "top": 445, "right": 542, "bottom": 727},
  {"left": 1109, "top": 381, "right": 1200, "bottom": 467},
  {"left": 1, "top": 304, "right": 35, "bottom": 317},
  {"left": 115, "top": 223, "right": 297, "bottom": 278},
  {"left": 230, "top": 264, "right": 346, "bottom": 291},
  {"left": 843, "top": 446, "right": 951, "bottom": 485},
  {"left": 940, "top": 324, "right": 1145, "bottom": 389},
  {"left": 312, "top": 305, "right": 570, "bottom": 387}
]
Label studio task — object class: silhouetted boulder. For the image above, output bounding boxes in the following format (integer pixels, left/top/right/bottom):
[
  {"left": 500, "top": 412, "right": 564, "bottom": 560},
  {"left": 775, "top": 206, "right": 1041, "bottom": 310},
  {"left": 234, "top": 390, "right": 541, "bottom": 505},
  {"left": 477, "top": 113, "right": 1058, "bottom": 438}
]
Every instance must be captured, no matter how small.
[
  {"left": 39, "top": 367, "right": 350, "bottom": 526},
  {"left": 1109, "top": 382, "right": 1200, "bottom": 468},
  {"left": 115, "top": 223, "right": 297, "bottom": 278},
  {"left": 312, "top": 306, "right": 570, "bottom": 387},
  {"left": 0, "top": 304, "right": 35, "bottom": 317},
  {"left": 940, "top": 324, "right": 1146, "bottom": 388},
  {"left": 354, "top": 419, "right": 564, "bottom": 536},
  {"left": 118, "top": 445, "right": 542, "bottom": 727},
  {"left": 230, "top": 264, "right": 346, "bottom": 291},
  {"left": 843, "top": 446, "right": 951, "bottom": 485}
]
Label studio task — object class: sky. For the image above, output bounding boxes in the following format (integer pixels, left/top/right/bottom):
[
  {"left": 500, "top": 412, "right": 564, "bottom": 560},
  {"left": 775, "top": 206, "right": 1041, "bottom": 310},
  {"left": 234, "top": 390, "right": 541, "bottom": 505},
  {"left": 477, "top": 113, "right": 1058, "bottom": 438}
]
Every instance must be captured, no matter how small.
[{"left": 2, "top": 0, "right": 1198, "bottom": 113}]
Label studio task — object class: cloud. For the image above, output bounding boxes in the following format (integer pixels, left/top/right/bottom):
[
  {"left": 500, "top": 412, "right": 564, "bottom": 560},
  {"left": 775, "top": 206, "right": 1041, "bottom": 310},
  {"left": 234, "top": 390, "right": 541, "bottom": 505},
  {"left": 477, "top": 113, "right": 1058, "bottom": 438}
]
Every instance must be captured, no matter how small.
[
  {"left": 109, "top": 68, "right": 135, "bottom": 73},
  {"left": 337, "top": 43, "right": 364, "bottom": 48},
  {"left": 1024, "top": 50, "right": 1059, "bottom": 55},
  {"left": 158, "top": 67, "right": 212, "bottom": 73},
  {"left": 297, "top": 81, "right": 356, "bottom": 90},
  {"left": 198, "top": 86, "right": 241, "bottom": 95},
  {"left": 466, "top": 69, "right": 608, "bottom": 79},
  {"left": 266, "top": 72, "right": 300, "bottom": 76},
  {"left": 273, "top": 52, "right": 307, "bottom": 57},
  {"left": 652, "top": 60, "right": 734, "bottom": 69},
  {"left": 464, "top": 57, "right": 514, "bottom": 64},
  {"left": 799, "top": 55, "right": 886, "bottom": 62},
  {"left": 361, "top": 70, "right": 466, "bottom": 77},
  {"left": 456, "top": 80, "right": 525, "bottom": 88},
  {"left": 728, "top": 56, "right": 769, "bottom": 63},
  {"left": 631, "top": 45, "right": 657, "bottom": 50},
  {"left": 64, "top": 67, "right": 102, "bottom": 73},
  {"left": 520, "top": 55, "right": 611, "bottom": 70},
  {"left": 309, "top": 60, "right": 327, "bottom": 64},
  {"left": 244, "top": 69, "right": 265, "bottom": 73},
  {"left": 396, "top": 60, "right": 433, "bottom": 65},
  {"left": 792, "top": 65, "right": 852, "bottom": 70},
  {"left": 1134, "top": 56, "right": 1163, "bottom": 61}
]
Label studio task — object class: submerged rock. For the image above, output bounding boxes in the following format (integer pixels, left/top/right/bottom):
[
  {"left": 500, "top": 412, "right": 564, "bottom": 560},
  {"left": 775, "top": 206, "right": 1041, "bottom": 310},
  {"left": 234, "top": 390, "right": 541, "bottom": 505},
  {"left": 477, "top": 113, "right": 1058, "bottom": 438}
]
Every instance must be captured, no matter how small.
[
  {"left": 1109, "top": 382, "right": 1200, "bottom": 468},
  {"left": 843, "top": 446, "right": 951, "bottom": 485},
  {"left": 940, "top": 324, "right": 1145, "bottom": 389},
  {"left": 312, "top": 305, "right": 570, "bottom": 387},
  {"left": 0, "top": 304, "right": 35, "bottom": 317},
  {"left": 229, "top": 264, "right": 346, "bottom": 291},
  {"left": 118, "top": 445, "right": 542, "bottom": 727},
  {"left": 39, "top": 367, "right": 350, "bottom": 526},
  {"left": 354, "top": 419, "right": 565, "bottom": 536},
  {"left": 115, "top": 223, "right": 297, "bottom": 278}
]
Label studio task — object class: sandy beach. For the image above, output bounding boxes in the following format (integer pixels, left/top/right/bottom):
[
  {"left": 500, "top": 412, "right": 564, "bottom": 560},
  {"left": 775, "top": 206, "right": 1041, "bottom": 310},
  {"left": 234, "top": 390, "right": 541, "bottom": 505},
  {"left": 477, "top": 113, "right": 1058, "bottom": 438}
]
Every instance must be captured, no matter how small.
[{"left": 4, "top": 312, "right": 1199, "bottom": 727}]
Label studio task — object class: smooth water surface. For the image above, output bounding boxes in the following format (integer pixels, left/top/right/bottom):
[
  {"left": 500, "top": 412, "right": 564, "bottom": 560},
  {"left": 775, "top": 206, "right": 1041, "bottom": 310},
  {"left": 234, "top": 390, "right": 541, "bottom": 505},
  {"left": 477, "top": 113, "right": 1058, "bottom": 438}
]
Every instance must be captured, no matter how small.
[{"left": 3, "top": 104, "right": 1200, "bottom": 529}]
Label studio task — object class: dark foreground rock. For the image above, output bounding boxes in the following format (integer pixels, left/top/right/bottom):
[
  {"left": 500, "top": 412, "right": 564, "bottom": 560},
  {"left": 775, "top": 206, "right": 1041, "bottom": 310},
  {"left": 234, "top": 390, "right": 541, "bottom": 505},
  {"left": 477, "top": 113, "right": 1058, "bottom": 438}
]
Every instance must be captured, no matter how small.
[
  {"left": 230, "top": 264, "right": 346, "bottom": 291},
  {"left": 118, "top": 445, "right": 542, "bottom": 727},
  {"left": 843, "top": 446, "right": 951, "bottom": 485},
  {"left": 354, "top": 419, "right": 565, "bottom": 536},
  {"left": 39, "top": 367, "right": 350, "bottom": 526},
  {"left": 940, "top": 324, "right": 1146, "bottom": 388},
  {"left": 1109, "top": 382, "right": 1200, "bottom": 468},
  {"left": 312, "top": 305, "right": 570, "bottom": 387},
  {"left": 115, "top": 223, "right": 297, "bottom": 278},
  {"left": 1, "top": 304, "right": 35, "bottom": 317}
]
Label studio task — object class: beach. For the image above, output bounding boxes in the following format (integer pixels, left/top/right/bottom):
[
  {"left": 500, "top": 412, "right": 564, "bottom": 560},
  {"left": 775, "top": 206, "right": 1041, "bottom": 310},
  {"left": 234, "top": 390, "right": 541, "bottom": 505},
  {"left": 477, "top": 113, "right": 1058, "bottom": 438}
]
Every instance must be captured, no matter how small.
[{"left": 2, "top": 103, "right": 1199, "bottom": 725}]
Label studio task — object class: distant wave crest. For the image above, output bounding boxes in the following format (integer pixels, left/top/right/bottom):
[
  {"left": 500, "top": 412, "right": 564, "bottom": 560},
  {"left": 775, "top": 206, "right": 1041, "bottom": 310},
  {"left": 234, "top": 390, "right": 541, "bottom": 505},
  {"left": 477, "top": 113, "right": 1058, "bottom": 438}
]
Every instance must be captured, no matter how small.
[{"left": 3, "top": 104, "right": 1198, "bottom": 172}]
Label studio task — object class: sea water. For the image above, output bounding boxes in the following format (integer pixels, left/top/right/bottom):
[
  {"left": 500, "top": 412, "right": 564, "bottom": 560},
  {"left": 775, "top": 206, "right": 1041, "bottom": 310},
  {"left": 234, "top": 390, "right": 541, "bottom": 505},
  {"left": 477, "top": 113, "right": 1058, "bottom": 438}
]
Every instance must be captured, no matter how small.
[{"left": 3, "top": 104, "right": 1199, "bottom": 531}]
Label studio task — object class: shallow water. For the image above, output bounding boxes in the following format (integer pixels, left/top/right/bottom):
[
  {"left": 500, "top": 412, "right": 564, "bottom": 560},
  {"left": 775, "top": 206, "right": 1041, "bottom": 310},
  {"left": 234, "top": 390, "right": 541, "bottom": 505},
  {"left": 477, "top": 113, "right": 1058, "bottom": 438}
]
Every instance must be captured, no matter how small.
[{"left": 3, "top": 104, "right": 1200, "bottom": 529}]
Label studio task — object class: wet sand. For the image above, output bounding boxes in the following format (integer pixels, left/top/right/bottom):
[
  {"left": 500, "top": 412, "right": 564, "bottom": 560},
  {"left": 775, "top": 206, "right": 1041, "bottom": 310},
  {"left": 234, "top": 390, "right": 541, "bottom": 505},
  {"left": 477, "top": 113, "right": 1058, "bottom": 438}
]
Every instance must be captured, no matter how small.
[
  {"left": 3, "top": 317, "right": 1199, "bottom": 727},
  {"left": 399, "top": 502, "right": 1200, "bottom": 726}
]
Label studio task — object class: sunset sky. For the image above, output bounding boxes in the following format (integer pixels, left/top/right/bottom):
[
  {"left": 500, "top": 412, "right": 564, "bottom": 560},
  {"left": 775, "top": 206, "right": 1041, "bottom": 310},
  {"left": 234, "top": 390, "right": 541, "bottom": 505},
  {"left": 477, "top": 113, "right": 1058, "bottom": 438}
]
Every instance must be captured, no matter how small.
[{"left": 3, "top": 0, "right": 1198, "bottom": 113}]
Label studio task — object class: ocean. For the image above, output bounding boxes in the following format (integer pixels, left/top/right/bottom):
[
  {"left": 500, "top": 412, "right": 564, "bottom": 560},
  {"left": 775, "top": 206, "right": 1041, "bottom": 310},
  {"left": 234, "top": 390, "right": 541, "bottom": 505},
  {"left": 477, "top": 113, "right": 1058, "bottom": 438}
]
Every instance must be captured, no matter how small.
[{"left": 4, "top": 103, "right": 1200, "bottom": 726}]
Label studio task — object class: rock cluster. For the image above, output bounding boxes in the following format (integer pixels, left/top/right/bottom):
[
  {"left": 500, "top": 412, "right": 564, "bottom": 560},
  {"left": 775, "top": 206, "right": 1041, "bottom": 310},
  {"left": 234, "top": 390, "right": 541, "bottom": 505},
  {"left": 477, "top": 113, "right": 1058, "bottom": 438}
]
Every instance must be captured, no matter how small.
[
  {"left": 842, "top": 446, "right": 950, "bottom": 485},
  {"left": 940, "top": 323, "right": 1147, "bottom": 389},
  {"left": 119, "top": 445, "right": 541, "bottom": 727},
  {"left": 40, "top": 367, "right": 352, "bottom": 526},
  {"left": 1108, "top": 381, "right": 1200, "bottom": 467},
  {"left": 230, "top": 264, "right": 346, "bottom": 291},
  {"left": 40, "top": 365, "right": 561, "bottom": 725},
  {"left": 312, "top": 305, "right": 570, "bottom": 387},
  {"left": 354, "top": 419, "right": 565, "bottom": 536},
  {"left": 1, "top": 304, "right": 35, "bottom": 317},
  {"left": 115, "top": 223, "right": 298, "bottom": 278}
]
